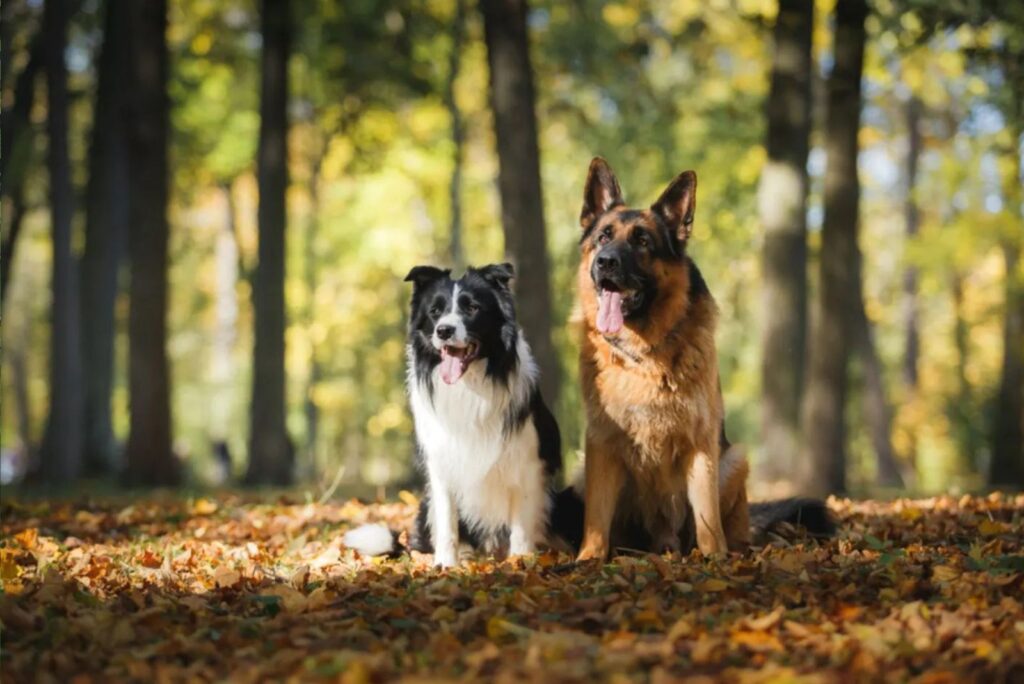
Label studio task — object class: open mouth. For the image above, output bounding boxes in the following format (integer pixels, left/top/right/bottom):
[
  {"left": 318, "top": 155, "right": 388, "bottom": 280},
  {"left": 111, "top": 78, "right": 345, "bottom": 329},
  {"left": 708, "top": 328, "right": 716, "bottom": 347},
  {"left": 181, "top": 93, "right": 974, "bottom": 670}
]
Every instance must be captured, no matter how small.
[
  {"left": 438, "top": 342, "right": 479, "bottom": 385},
  {"left": 595, "top": 280, "right": 639, "bottom": 335}
]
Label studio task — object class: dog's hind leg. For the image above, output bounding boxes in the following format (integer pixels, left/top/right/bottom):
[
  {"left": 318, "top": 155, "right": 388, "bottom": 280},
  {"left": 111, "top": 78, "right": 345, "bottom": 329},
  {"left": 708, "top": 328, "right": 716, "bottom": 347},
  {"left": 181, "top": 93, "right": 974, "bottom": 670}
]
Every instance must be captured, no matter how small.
[{"left": 719, "top": 444, "right": 752, "bottom": 551}]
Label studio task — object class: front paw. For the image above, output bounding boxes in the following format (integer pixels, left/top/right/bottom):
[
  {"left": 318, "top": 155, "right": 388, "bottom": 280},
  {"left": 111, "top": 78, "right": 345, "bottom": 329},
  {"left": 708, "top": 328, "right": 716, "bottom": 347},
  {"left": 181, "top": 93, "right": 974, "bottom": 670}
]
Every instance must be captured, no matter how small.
[
  {"left": 433, "top": 545, "right": 458, "bottom": 568},
  {"left": 576, "top": 544, "right": 607, "bottom": 562}
]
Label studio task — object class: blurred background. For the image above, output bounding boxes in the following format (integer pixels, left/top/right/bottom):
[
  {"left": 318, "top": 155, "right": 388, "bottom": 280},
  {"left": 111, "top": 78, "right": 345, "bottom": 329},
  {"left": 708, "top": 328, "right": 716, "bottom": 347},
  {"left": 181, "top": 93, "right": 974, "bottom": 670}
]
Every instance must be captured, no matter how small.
[{"left": 1, "top": 0, "right": 1021, "bottom": 498}]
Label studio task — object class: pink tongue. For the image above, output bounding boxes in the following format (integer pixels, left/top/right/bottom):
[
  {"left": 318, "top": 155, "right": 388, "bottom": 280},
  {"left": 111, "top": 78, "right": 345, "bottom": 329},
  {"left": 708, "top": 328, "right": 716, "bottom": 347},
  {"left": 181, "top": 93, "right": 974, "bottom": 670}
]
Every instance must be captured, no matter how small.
[
  {"left": 597, "top": 290, "right": 625, "bottom": 334},
  {"left": 439, "top": 351, "right": 467, "bottom": 385}
]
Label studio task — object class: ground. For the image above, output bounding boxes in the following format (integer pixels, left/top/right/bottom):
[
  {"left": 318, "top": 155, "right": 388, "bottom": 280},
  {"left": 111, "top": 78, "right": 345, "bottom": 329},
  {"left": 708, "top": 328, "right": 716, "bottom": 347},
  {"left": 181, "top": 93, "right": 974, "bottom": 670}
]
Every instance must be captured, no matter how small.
[{"left": 1, "top": 493, "right": 1022, "bottom": 683}]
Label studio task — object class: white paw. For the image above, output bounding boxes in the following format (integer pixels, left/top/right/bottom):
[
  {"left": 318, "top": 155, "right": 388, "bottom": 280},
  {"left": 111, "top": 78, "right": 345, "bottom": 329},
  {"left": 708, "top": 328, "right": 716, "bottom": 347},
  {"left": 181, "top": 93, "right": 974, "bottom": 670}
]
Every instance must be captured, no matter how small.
[
  {"left": 509, "top": 539, "right": 536, "bottom": 557},
  {"left": 434, "top": 546, "right": 458, "bottom": 568}
]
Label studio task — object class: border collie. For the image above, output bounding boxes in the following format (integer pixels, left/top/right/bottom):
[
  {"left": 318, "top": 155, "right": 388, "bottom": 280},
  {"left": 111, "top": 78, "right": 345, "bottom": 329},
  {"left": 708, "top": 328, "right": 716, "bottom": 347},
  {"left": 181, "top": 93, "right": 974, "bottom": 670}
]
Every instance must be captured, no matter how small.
[{"left": 344, "top": 263, "right": 562, "bottom": 567}]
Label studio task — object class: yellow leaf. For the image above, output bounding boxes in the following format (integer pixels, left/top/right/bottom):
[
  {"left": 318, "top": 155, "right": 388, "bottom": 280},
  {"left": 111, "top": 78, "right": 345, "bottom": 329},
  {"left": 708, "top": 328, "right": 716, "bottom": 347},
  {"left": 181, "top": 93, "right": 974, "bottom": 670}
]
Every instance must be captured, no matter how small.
[
  {"left": 977, "top": 519, "right": 1005, "bottom": 536},
  {"left": 743, "top": 605, "right": 785, "bottom": 631},
  {"left": 932, "top": 565, "right": 960, "bottom": 582},
  {"left": 398, "top": 490, "right": 419, "bottom": 507},
  {"left": 666, "top": 618, "right": 693, "bottom": 641},
  {"left": 191, "top": 499, "right": 218, "bottom": 516},
  {"left": 731, "top": 629, "right": 784, "bottom": 652},
  {"left": 695, "top": 578, "right": 729, "bottom": 592}
]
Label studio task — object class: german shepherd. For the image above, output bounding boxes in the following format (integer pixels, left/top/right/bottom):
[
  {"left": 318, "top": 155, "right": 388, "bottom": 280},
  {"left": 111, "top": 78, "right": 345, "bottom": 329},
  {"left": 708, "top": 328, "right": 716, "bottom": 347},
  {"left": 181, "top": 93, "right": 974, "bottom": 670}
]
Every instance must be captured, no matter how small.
[{"left": 573, "top": 158, "right": 833, "bottom": 561}]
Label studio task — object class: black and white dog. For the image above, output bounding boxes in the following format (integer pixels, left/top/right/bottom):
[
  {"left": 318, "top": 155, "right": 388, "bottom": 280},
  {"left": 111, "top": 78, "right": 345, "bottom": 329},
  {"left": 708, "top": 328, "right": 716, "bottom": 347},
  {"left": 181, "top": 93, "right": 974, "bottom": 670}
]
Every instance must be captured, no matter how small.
[{"left": 344, "top": 263, "right": 562, "bottom": 567}]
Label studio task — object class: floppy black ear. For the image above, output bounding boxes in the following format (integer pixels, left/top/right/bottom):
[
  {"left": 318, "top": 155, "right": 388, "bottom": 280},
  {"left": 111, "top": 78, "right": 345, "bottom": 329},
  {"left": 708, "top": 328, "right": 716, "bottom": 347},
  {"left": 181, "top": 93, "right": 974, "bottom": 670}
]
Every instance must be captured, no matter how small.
[
  {"left": 580, "top": 157, "right": 624, "bottom": 230},
  {"left": 404, "top": 265, "right": 450, "bottom": 289},
  {"left": 475, "top": 262, "right": 515, "bottom": 291},
  {"left": 651, "top": 170, "right": 697, "bottom": 242}
]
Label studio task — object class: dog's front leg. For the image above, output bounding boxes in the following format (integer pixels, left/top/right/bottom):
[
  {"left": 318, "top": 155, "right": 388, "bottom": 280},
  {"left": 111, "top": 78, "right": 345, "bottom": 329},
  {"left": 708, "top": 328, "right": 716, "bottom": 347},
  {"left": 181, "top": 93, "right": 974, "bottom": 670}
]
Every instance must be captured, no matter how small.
[
  {"left": 577, "top": 436, "right": 625, "bottom": 561},
  {"left": 687, "top": 447, "right": 728, "bottom": 556},
  {"left": 427, "top": 468, "right": 459, "bottom": 568}
]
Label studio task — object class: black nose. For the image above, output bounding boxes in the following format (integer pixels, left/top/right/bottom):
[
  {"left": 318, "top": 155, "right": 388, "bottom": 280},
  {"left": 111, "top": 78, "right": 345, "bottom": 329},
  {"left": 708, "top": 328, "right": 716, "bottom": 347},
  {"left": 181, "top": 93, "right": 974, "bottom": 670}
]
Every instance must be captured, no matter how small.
[
  {"left": 596, "top": 253, "right": 620, "bottom": 272},
  {"left": 436, "top": 324, "right": 455, "bottom": 340}
]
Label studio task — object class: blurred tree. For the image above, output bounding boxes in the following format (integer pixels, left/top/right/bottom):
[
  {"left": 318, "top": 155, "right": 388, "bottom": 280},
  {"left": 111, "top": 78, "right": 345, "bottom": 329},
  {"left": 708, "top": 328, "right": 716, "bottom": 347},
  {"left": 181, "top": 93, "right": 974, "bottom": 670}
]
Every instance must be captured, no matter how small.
[
  {"left": 80, "top": 0, "right": 130, "bottom": 476},
  {"left": 246, "top": 0, "right": 294, "bottom": 486},
  {"left": 445, "top": 0, "right": 467, "bottom": 272},
  {"left": 480, "top": 0, "right": 560, "bottom": 407},
  {"left": 758, "top": 0, "right": 813, "bottom": 487},
  {"left": 39, "top": 0, "right": 83, "bottom": 483},
  {"left": 124, "top": 0, "right": 178, "bottom": 486},
  {"left": 799, "top": 0, "right": 868, "bottom": 497},
  {"left": 990, "top": 50, "right": 1023, "bottom": 487},
  {"left": 902, "top": 96, "right": 922, "bottom": 392},
  {"left": 0, "top": 20, "right": 41, "bottom": 312}
]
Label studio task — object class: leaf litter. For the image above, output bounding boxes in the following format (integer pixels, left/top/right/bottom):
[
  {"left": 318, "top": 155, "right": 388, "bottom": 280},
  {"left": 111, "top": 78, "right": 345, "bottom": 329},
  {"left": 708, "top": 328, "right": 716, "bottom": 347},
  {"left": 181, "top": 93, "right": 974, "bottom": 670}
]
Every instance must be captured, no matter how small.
[{"left": 1, "top": 493, "right": 1022, "bottom": 682}]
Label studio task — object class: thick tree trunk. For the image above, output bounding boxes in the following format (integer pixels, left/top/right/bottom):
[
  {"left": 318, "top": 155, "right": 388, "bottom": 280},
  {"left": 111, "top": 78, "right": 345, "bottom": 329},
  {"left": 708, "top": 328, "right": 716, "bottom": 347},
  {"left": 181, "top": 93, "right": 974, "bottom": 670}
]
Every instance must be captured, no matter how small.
[
  {"left": 124, "top": 0, "right": 178, "bottom": 487},
  {"left": 798, "top": 0, "right": 867, "bottom": 497},
  {"left": 445, "top": 0, "right": 467, "bottom": 271},
  {"left": 480, "top": 0, "right": 560, "bottom": 408},
  {"left": 990, "top": 240, "right": 1023, "bottom": 487},
  {"left": 80, "top": 0, "right": 130, "bottom": 476},
  {"left": 758, "top": 0, "right": 814, "bottom": 486},
  {"left": 990, "top": 60, "right": 1023, "bottom": 489},
  {"left": 39, "top": 0, "right": 83, "bottom": 484},
  {"left": 246, "top": 0, "right": 294, "bottom": 486}
]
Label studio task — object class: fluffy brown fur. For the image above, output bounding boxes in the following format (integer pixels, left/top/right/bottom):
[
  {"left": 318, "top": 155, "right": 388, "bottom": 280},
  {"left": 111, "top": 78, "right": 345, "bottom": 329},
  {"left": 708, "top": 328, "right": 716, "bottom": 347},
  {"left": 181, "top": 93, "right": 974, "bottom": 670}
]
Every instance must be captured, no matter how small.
[{"left": 575, "top": 158, "right": 750, "bottom": 560}]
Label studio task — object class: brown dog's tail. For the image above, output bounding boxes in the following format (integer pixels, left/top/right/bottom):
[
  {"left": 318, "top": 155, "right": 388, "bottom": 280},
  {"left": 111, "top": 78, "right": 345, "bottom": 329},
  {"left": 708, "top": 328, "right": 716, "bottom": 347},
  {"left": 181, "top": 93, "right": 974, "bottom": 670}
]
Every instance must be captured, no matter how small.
[{"left": 749, "top": 498, "right": 836, "bottom": 541}]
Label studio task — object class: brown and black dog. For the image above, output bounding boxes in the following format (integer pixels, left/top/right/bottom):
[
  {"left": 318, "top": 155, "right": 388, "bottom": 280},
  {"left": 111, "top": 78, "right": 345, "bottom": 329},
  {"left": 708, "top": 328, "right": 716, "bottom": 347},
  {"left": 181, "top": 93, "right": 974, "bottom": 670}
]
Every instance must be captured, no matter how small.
[{"left": 570, "top": 158, "right": 832, "bottom": 561}]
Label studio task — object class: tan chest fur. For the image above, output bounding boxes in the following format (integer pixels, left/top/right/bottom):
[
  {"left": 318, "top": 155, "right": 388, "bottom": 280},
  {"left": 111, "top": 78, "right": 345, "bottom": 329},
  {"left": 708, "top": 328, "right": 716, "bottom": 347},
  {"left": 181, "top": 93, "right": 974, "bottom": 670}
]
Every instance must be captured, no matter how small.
[{"left": 578, "top": 262, "right": 723, "bottom": 474}]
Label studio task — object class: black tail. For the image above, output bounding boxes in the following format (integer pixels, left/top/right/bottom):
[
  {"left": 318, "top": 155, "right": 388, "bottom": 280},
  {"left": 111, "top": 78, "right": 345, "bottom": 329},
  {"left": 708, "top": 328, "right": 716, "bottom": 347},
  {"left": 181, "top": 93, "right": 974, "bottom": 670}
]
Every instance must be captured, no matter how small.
[
  {"left": 749, "top": 497, "right": 836, "bottom": 541},
  {"left": 548, "top": 489, "right": 837, "bottom": 553}
]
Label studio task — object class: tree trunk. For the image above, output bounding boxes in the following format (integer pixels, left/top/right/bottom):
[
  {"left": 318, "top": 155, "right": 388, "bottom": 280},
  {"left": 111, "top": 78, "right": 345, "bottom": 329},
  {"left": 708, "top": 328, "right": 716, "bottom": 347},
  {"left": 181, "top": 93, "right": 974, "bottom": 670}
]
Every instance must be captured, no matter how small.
[
  {"left": 480, "top": 0, "right": 560, "bottom": 408},
  {"left": 798, "top": 0, "right": 867, "bottom": 497},
  {"left": 211, "top": 183, "right": 240, "bottom": 446},
  {"left": 851, "top": 258, "right": 904, "bottom": 489},
  {"left": 990, "top": 239, "right": 1023, "bottom": 487},
  {"left": 39, "top": 0, "right": 83, "bottom": 484},
  {"left": 902, "top": 96, "right": 921, "bottom": 390},
  {"left": 246, "top": 0, "right": 293, "bottom": 486},
  {"left": 990, "top": 53, "right": 1023, "bottom": 489},
  {"left": 124, "top": 0, "right": 178, "bottom": 487},
  {"left": 757, "top": 0, "right": 814, "bottom": 486},
  {"left": 1, "top": 28, "right": 43, "bottom": 310},
  {"left": 80, "top": 0, "right": 130, "bottom": 476},
  {"left": 302, "top": 158, "right": 322, "bottom": 483},
  {"left": 445, "top": 0, "right": 467, "bottom": 271}
]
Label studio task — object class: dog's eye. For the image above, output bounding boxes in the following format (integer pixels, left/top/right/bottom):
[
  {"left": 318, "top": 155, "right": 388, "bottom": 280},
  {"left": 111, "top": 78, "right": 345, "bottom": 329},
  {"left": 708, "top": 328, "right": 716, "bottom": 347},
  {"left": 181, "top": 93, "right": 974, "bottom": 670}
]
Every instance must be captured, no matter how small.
[
  {"left": 598, "top": 228, "right": 612, "bottom": 245},
  {"left": 464, "top": 303, "right": 480, "bottom": 315},
  {"left": 635, "top": 234, "right": 650, "bottom": 249},
  {"left": 429, "top": 305, "right": 443, "bottom": 316}
]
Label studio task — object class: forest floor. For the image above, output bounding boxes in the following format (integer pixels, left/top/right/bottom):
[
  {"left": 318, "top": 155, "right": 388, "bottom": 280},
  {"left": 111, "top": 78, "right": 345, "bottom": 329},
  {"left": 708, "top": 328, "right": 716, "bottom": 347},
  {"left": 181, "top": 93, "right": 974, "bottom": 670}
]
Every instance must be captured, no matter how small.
[{"left": 1, "top": 492, "right": 1022, "bottom": 683}]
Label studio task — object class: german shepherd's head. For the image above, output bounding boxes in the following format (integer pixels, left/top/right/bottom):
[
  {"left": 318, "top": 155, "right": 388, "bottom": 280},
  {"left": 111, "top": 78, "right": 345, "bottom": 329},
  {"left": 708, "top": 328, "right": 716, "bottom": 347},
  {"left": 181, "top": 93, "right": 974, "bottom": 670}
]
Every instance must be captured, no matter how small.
[{"left": 577, "top": 157, "right": 702, "bottom": 342}]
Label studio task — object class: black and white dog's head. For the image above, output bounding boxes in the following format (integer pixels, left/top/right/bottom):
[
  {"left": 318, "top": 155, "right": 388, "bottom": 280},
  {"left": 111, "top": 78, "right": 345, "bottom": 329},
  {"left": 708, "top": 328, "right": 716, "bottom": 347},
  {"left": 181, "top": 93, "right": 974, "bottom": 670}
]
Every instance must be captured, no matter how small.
[{"left": 404, "top": 263, "right": 519, "bottom": 386}]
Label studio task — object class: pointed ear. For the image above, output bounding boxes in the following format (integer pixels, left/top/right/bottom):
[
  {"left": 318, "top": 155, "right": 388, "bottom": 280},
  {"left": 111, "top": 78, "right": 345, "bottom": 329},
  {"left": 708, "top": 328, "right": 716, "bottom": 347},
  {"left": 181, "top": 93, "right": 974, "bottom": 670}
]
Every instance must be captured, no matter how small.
[
  {"left": 580, "top": 157, "right": 624, "bottom": 230},
  {"left": 404, "top": 265, "right": 450, "bottom": 290},
  {"left": 651, "top": 170, "right": 697, "bottom": 241},
  {"left": 475, "top": 262, "right": 515, "bottom": 291}
]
